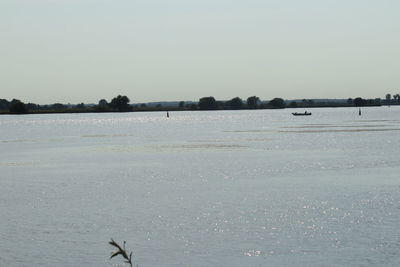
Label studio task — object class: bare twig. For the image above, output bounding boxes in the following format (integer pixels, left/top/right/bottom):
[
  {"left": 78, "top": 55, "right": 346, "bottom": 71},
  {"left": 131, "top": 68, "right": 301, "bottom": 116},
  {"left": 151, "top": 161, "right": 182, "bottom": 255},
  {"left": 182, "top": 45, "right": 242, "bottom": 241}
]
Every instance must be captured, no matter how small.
[{"left": 109, "top": 239, "right": 134, "bottom": 267}]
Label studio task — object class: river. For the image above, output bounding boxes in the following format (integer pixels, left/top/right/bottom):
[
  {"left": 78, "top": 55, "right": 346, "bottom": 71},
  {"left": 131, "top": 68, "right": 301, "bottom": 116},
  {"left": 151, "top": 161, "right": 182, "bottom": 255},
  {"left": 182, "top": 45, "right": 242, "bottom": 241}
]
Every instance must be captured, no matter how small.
[{"left": 1, "top": 107, "right": 400, "bottom": 266}]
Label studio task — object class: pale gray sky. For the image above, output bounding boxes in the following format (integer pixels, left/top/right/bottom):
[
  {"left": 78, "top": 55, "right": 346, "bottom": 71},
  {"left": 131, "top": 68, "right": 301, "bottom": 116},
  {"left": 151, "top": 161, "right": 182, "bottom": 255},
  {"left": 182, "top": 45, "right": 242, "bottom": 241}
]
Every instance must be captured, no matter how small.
[{"left": 1, "top": 0, "right": 399, "bottom": 104}]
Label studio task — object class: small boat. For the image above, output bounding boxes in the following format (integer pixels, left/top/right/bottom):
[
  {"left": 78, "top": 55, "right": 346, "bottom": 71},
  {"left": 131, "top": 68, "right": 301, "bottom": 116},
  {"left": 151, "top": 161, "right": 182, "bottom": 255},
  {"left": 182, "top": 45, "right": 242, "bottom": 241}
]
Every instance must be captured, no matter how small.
[{"left": 292, "top": 111, "right": 312, "bottom": 116}]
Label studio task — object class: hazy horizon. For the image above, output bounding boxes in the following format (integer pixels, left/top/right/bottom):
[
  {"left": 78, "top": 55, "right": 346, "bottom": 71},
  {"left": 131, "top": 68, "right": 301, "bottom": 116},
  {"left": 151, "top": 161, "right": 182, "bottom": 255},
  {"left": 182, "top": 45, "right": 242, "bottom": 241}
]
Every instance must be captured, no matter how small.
[{"left": 1, "top": 0, "right": 399, "bottom": 104}]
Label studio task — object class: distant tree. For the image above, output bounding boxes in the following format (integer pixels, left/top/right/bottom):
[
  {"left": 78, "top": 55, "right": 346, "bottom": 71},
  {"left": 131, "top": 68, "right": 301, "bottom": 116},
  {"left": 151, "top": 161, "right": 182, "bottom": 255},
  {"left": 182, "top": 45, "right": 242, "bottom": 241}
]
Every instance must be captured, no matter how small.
[
  {"left": 140, "top": 103, "right": 147, "bottom": 108},
  {"left": 216, "top": 101, "right": 224, "bottom": 109},
  {"left": 156, "top": 104, "right": 162, "bottom": 108},
  {"left": 259, "top": 102, "right": 267, "bottom": 109},
  {"left": 227, "top": 97, "right": 243, "bottom": 109},
  {"left": 288, "top": 101, "right": 297, "bottom": 108},
  {"left": 51, "top": 103, "right": 67, "bottom": 110},
  {"left": 347, "top": 98, "right": 353, "bottom": 105},
  {"left": 26, "top": 103, "right": 39, "bottom": 110},
  {"left": 110, "top": 95, "right": 132, "bottom": 112},
  {"left": 98, "top": 99, "right": 108, "bottom": 107},
  {"left": 0, "top": 99, "right": 10, "bottom": 110},
  {"left": 187, "top": 103, "right": 197, "bottom": 110},
  {"left": 9, "top": 99, "right": 28, "bottom": 114},
  {"left": 179, "top": 101, "right": 185, "bottom": 109},
  {"left": 198, "top": 97, "right": 218, "bottom": 110},
  {"left": 386, "top": 94, "right": 391, "bottom": 105},
  {"left": 94, "top": 99, "right": 110, "bottom": 112},
  {"left": 247, "top": 96, "right": 260, "bottom": 109},
  {"left": 268, "top": 98, "right": 285, "bottom": 109},
  {"left": 300, "top": 99, "right": 317, "bottom": 107},
  {"left": 76, "top": 103, "right": 85, "bottom": 109},
  {"left": 354, "top": 97, "right": 366, "bottom": 107}
]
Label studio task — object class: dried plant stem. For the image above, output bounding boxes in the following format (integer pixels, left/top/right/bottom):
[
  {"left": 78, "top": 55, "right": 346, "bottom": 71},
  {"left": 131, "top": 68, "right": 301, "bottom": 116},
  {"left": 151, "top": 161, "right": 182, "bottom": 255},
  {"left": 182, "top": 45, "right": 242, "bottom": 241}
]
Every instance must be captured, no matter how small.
[{"left": 109, "top": 239, "right": 134, "bottom": 267}]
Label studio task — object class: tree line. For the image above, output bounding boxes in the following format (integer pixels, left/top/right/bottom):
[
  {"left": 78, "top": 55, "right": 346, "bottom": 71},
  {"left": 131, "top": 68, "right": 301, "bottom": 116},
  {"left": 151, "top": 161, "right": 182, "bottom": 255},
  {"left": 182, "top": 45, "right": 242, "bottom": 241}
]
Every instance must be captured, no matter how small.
[
  {"left": 0, "top": 95, "right": 383, "bottom": 114},
  {"left": 0, "top": 95, "right": 133, "bottom": 114},
  {"left": 384, "top": 93, "right": 400, "bottom": 105}
]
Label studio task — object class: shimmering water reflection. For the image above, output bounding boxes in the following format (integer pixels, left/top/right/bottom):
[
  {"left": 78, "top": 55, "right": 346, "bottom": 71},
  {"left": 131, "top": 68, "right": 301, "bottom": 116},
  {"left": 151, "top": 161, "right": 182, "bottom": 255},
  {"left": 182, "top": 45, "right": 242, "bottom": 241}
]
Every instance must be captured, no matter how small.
[{"left": 1, "top": 107, "right": 400, "bottom": 267}]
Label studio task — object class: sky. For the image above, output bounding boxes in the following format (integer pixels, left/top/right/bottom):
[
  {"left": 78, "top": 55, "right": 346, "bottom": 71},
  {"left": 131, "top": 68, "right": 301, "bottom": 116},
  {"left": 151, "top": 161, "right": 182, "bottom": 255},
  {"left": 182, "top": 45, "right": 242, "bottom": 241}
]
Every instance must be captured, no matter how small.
[{"left": 1, "top": 0, "right": 399, "bottom": 104}]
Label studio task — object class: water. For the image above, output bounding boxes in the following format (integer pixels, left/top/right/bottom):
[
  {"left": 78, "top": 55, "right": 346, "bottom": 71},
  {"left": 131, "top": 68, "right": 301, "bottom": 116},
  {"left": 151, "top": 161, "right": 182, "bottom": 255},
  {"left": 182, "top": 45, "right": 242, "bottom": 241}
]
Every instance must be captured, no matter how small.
[{"left": 1, "top": 107, "right": 400, "bottom": 267}]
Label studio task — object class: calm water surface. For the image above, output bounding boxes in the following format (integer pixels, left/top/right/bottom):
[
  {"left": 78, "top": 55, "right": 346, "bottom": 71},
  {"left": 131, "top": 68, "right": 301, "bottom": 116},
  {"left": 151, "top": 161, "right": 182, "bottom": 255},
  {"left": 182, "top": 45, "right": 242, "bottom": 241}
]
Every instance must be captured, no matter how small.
[{"left": 1, "top": 107, "right": 400, "bottom": 267}]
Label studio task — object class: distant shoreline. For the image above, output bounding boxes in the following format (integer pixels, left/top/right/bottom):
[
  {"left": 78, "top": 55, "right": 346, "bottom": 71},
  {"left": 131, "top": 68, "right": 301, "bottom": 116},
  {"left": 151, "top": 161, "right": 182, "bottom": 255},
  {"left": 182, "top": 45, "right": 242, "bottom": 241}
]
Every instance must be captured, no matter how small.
[
  {"left": 0, "top": 103, "right": 385, "bottom": 115},
  {"left": 0, "top": 95, "right": 393, "bottom": 115}
]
